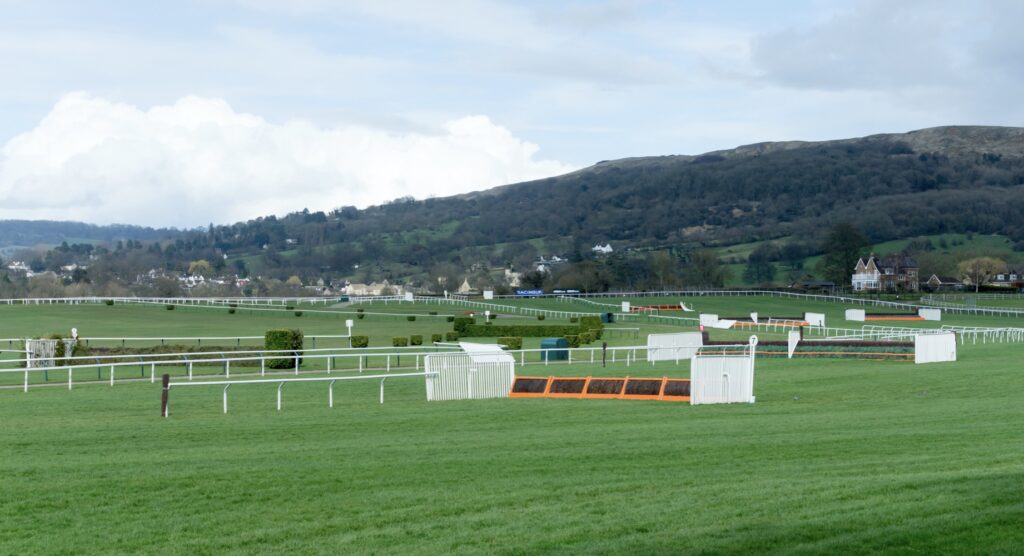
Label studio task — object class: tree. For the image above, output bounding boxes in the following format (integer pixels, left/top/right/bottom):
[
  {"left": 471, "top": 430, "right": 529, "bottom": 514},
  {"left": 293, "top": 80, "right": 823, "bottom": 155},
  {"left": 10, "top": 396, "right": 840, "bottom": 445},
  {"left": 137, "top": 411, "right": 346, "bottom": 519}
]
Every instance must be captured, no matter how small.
[
  {"left": 818, "top": 223, "right": 869, "bottom": 286},
  {"left": 743, "top": 245, "right": 777, "bottom": 285},
  {"left": 647, "top": 251, "right": 678, "bottom": 290},
  {"left": 958, "top": 257, "right": 1006, "bottom": 292},
  {"left": 682, "top": 250, "right": 729, "bottom": 288},
  {"left": 285, "top": 275, "right": 303, "bottom": 287},
  {"left": 188, "top": 259, "right": 212, "bottom": 276}
]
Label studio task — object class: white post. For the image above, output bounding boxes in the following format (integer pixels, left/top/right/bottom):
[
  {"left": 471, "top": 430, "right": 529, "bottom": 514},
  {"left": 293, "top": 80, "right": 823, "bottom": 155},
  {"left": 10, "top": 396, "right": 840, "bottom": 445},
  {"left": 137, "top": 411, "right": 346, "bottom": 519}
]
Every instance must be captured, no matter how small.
[
  {"left": 387, "top": 355, "right": 391, "bottom": 372},
  {"left": 379, "top": 378, "right": 386, "bottom": 404},
  {"left": 110, "top": 365, "right": 115, "bottom": 386},
  {"left": 277, "top": 383, "right": 284, "bottom": 411},
  {"left": 151, "top": 364, "right": 156, "bottom": 383},
  {"left": 23, "top": 370, "right": 28, "bottom": 393},
  {"left": 294, "top": 354, "right": 299, "bottom": 375},
  {"left": 223, "top": 384, "right": 230, "bottom": 414},
  {"left": 68, "top": 368, "right": 73, "bottom": 390},
  {"left": 329, "top": 380, "right": 336, "bottom": 408},
  {"left": 188, "top": 361, "right": 193, "bottom": 380},
  {"left": 225, "top": 360, "right": 230, "bottom": 378},
  {"left": 327, "top": 356, "right": 332, "bottom": 374},
  {"left": 260, "top": 357, "right": 265, "bottom": 376}
]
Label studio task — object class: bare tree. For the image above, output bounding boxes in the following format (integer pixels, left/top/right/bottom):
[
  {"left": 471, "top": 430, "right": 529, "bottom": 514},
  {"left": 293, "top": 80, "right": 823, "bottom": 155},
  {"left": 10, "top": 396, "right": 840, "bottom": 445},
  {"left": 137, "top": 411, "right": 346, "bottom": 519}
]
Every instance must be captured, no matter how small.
[{"left": 958, "top": 257, "right": 1006, "bottom": 292}]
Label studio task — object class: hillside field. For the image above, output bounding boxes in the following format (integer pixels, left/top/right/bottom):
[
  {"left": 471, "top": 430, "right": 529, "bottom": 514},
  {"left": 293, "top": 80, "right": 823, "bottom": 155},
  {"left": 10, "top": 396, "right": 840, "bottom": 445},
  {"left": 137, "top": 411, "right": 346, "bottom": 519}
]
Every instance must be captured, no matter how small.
[{"left": 0, "top": 296, "right": 1022, "bottom": 553}]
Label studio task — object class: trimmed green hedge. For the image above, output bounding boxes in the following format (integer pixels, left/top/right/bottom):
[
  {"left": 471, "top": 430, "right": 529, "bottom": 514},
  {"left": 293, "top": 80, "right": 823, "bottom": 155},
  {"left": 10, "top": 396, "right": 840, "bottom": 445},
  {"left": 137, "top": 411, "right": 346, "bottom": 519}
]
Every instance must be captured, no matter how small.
[
  {"left": 410, "top": 335, "right": 423, "bottom": 346},
  {"left": 536, "top": 314, "right": 546, "bottom": 321},
  {"left": 498, "top": 337, "right": 522, "bottom": 350},
  {"left": 431, "top": 333, "right": 443, "bottom": 343},
  {"left": 407, "top": 315, "right": 416, "bottom": 321},
  {"left": 351, "top": 335, "right": 369, "bottom": 348},
  {"left": 392, "top": 337, "right": 409, "bottom": 347},
  {"left": 462, "top": 324, "right": 583, "bottom": 338},
  {"left": 453, "top": 317, "right": 475, "bottom": 333},
  {"left": 563, "top": 335, "right": 580, "bottom": 348},
  {"left": 265, "top": 329, "right": 304, "bottom": 369},
  {"left": 445, "top": 331, "right": 459, "bottom": 342}
]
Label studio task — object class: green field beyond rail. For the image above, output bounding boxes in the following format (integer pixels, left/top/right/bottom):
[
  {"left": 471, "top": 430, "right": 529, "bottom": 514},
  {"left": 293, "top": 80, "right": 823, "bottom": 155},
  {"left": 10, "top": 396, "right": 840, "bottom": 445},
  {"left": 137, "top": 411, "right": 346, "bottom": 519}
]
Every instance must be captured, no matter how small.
[{"left": 0, "top": 297, "right": 1022, "bottom": 553}]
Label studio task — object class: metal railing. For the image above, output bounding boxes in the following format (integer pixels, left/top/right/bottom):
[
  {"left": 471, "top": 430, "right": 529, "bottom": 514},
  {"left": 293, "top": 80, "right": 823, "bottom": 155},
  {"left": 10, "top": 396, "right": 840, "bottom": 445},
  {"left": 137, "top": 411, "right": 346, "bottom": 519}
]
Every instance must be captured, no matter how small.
[{"left": 162, "top": 371, "right": 435, "bottom": 415}]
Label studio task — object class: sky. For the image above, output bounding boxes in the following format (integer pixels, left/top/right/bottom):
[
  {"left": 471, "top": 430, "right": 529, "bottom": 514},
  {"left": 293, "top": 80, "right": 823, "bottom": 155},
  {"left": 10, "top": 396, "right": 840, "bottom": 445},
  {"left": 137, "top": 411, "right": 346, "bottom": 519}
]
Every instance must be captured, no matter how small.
[{"left": 1, "top": 0, "right": 1022, "bottom": 228}]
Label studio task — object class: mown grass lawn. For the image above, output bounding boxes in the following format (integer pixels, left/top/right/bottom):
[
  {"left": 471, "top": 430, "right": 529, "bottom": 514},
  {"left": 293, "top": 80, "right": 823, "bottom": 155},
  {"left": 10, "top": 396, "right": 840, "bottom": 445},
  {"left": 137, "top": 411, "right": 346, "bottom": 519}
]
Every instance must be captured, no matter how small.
[{"left": 1, "top": 342, "right": 1022, "bottom": 553}]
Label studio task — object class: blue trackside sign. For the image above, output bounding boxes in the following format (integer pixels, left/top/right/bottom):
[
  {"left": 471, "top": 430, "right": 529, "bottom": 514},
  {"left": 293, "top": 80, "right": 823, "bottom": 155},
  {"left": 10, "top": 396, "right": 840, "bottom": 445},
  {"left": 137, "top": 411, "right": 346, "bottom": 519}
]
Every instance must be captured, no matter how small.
[{"left": 516, "top": 289, "right": 544, "bottom": 297}]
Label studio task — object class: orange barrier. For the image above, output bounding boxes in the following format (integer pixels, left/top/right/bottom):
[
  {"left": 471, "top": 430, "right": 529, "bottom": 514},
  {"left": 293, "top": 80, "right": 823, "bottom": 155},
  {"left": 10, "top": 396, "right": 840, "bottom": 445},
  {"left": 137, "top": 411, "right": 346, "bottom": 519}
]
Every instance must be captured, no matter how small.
[{"left": 510, "top": 376, "right": 690, "bottom": 402}]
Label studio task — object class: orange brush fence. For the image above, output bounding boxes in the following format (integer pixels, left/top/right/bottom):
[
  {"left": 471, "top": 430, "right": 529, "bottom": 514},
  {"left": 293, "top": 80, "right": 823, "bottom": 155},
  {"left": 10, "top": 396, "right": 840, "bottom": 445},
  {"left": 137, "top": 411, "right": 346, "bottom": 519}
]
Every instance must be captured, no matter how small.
[{"left": 510, "top": 376, "right": 690, "bottom": 402}]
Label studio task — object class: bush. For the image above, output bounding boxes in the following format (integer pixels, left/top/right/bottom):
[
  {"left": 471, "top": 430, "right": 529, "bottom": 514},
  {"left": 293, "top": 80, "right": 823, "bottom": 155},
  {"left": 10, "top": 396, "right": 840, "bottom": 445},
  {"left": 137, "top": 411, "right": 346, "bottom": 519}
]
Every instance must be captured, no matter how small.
[
  {"left": 356, "top": 308, "right": 365, "bottom": 313},
  {"left": 357, "top": 313, "right": 365, "bottom": 319},
  {"left": 498, "top": 336, "right": 522, "bottom": 350},
  {"left": 537, "top": 314, "right": 546, "bottom": 321},
  {"left": 407, "top": 315, "right": 416, "bottom": 322},
  {"left": 579, "top": 316, "right": 603, "bottom": 331},
  {"left": 563, "top": 335, "right": 580, "bottom": 348},
  {"left": 431, "top": 333, "right": 443, "bottom": 343},
  {"left": 228, "top": 303, "right": 237, "bottom": 308},
  {"left": 453, "top": 317, "right": 475, "bottom": 333},
  {"left": 489, "top": 314, "right": 498, "bottom": 320},
  {"left": 392, "top": 337, "right": 409, "bottom": 347},
  {"left": 428, "top": 311, "right": 438, "bottom": 316},
  {"left": 461, "top": 324, "right": 584, "bottom": 338},
  {"left": 579, "top": 331, "right": 594, "bottom": 345},
  {"left": 228, "top": 308, "right": 236, "bottom": 314},
  {"left": 569, "top": 316, "right": 579, "bottom": 323},
  {"left": 351, "top": 335, "right": 369, "bottom": 348},
  {"left": 286, "top": 305, "right": 295, "bottom": 310},
  {"left": 294, "top": 311, "right": 303, "bottom": 317},
  {"left": 165, "top": 304, "right": 175, "bottom": 310},
  {"left": 445, "top": 331, "right": 459, "bottom": 342},
  {"left": 446, "top": 316, "right": 455, "bottom": 322},
  {"left": 104, "top": 299, "right": 114, "bottom": 306},
  {"left": 265, "top": 329, "right": 304, "bottom": 369},
  {"left": 410, "top": 335, "right": 423, "bottom": 346},
  {"left": 485, "top": 321, "right": 493, "bottom": 326}
]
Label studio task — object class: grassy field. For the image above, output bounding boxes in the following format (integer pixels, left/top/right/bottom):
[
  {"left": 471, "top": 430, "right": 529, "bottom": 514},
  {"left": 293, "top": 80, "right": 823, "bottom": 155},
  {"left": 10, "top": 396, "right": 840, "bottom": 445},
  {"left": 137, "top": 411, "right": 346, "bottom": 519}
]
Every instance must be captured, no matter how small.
[{"left": 1, "top": 297, "right": 1022, "bottom": 553}]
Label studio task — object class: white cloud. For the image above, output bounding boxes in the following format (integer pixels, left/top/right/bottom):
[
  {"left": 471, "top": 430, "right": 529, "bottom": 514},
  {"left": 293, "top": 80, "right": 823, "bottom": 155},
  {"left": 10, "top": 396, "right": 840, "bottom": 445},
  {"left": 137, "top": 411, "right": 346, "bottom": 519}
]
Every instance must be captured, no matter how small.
[{"left": 0, "top": 93, "right": 575, "bottom": 227}]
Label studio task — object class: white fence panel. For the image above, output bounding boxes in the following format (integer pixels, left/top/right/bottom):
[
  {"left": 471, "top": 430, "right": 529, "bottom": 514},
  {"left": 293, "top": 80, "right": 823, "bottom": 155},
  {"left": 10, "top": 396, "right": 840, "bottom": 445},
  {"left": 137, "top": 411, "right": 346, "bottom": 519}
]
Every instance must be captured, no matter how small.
[
  {"left": 690, "top": 337, "right": 757, "bottom": 405},
  {"left": 424, "top": 349, "right": 514, "bottom": 401},
  {"left": 646, "top": 332, "right": 703, "bottom": 362},
  {"left": 805, "top": 312, "right": 826, "bottom": 327},
  {"left": 699, "top": 313, "right": 719, "bottom": 327},
  {"left": 915, "top": 333, "right": 957, "bottom": 364},
  {"left": 845, "top": 309, "right": 866, "bottom": 322},
  {"left": 918, "top": 308, "right": 942, "bottom": 321}
]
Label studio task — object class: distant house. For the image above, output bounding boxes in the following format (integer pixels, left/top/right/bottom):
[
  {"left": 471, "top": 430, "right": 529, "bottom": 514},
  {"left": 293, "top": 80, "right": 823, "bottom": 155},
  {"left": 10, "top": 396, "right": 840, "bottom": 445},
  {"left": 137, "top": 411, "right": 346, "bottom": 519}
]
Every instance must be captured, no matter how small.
[
  {"left": 925, "top": 274, "right": 964, "bottom": 291},
  {"left": 991, "top": 267, "right": 1023, "bottom": 287},
  {"left": 591, "top": 243, "right": 613, "bottom": 255},
  {"left": 852, "top": 254, "right": 919, "bottom": 292},
  {"left": 456, "top": 278, "right": 475, "bottom": 294},
  {"left": 344, "top": 280, "right": 403, "bottom": 296},
  {"left": 504, "top": 269, "right": 522, "bottom": 287}
]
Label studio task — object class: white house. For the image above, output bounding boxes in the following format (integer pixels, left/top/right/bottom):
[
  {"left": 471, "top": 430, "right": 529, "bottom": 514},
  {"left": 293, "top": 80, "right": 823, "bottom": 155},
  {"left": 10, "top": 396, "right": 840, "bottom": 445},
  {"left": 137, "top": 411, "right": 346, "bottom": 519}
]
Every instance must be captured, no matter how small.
[{"left": 591, "top": 243, "right": 613, "bottom": 255}]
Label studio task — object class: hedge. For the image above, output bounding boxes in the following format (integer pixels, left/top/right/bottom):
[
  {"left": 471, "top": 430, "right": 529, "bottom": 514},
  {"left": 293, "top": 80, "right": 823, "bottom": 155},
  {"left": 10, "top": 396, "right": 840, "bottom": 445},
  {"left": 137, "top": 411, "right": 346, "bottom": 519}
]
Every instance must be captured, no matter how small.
[
  {"left": 445, "top": 331, "right": 459, "bottom": 342},
  {"left": 537, "top": 314, "right": 546, "bottom": 320},
  {"left": 569, "top": 317, "right": 578, "bottom": 323},
  {"left": 392, "top": 337, "right": 409, "bottom": 347},
  {"left": 431, "top": 333, "right": 443, "bottom": 343},
  {"left": 357, "top": 313, "right": 365, "bottom": 319},
  {"left": 446, "top": 316, "right": 455, "bottom": 322},
  {"left": 351, "top": 335, "right": 369, "bottom": 348},
  {"left": 453, "top": 317, "right": 475, "bottom": 334},
  {"left": 498, "top": 337, "right": 522, "bottom": 350},
  {"left": 166, "top": 304, "right": 175, "bottom": 310},
  {"left": 104, "top": 299, "right": 114, "bottom": 306},
  {"left": 563, "top": 335, "right": 580, "bottom": 348},
  {"left": 294, "top": 311, "right": 303, "bottom": 317},
  {"left": 407, "top": 315, "right": 416, "bottom": 322},
  {"left": 461, "top": 324, "right": 583, "bottom": 338},
  {"left": 410, "top": 335, "right": 423, "bottom": 346},
  {"left": 265, "top": 329, "right": 304, "bottom": 368}
]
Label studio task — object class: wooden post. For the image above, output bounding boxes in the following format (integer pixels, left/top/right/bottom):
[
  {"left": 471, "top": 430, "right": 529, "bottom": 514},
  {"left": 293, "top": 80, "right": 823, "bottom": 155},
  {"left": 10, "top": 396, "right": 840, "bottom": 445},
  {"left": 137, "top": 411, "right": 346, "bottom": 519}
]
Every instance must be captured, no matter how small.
[
  {"left": 160, "top": 374, "right": 170, "bottom": 417},
  {"left": 602, "top": 342, "right": 607, "bottom": 368}
]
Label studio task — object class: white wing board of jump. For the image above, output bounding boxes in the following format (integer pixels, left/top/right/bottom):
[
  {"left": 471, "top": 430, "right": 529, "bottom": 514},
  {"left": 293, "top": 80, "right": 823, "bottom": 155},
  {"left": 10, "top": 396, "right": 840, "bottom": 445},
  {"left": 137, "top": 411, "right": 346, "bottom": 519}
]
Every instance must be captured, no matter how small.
[
  {"left": 699, "top": 313, "right": 719, "bottom": 326},
  {"left": 918, "top": 308, "right": 942, "bottom": 321},
  {"left": 845, "top": 309, "right": 866, "bottom": 322},
  {"left": 424, "top": 343, "right": 514, "bottom": 401},
  {"left": 787, "top": 330, "right": 801, "bottom": 359},
  {"left": 914, "top": 333, "right": 957, "bottom": 364},
  {"left": 691, "top": 337, "right": 757, "bottom": 405},
  {"left": 804, "top": 312, "right": 826, "bottom": 327},
  {"left": 646, "top": 332, "right": 703, "bottom": 362}
]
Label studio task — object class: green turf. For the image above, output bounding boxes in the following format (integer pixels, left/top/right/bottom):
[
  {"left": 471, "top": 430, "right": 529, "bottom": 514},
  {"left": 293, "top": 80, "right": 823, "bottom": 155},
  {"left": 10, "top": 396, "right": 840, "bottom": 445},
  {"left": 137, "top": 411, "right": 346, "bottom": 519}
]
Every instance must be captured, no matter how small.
[{"left": 1, "top": 297, "right": 1022, "bottom": 553}]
